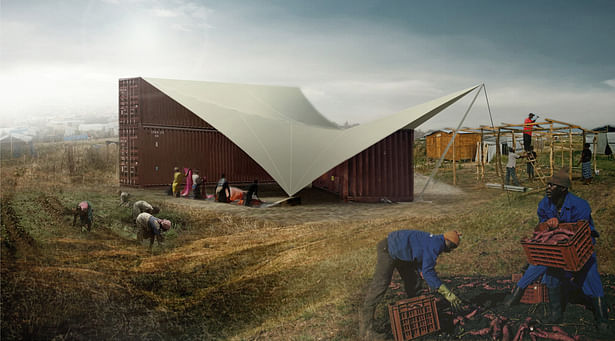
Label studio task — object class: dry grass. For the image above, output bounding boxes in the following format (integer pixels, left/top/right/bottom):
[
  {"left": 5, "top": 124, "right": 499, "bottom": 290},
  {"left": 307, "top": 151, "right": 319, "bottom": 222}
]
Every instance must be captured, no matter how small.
[{"left": 1, "top": 139, "right": 614, "bottom": 340}]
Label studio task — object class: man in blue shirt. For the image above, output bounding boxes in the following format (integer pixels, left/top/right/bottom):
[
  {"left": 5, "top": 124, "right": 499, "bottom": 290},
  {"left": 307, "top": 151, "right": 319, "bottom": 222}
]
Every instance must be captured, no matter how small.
[
  {"left": 504, "top": 169, "right": 607, "bottom": 331},
  {"left": 359, "top": 230, "right": 462, "bottom": 340}
]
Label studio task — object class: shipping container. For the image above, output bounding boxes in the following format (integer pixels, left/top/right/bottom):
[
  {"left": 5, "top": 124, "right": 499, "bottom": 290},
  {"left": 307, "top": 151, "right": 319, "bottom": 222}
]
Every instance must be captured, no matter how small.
[
  {"left": 120, "top": 77, "right": 415, "bottom": 202},
  {"left": 119, "top": 78, "right": 273, "bottom": 187},
  {"left": 312, "top": 129, "right": 414, "bottom": 202}
]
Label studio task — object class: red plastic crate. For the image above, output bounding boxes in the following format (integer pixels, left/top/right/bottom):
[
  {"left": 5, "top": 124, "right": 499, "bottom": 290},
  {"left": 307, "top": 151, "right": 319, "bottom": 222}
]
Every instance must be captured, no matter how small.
[
  {"left": 511, "top": 274, "right": 549, "bottom": 304},
  {"left": 389, "top": 295, "right": 440, "bottom": 341},
  {"left": 521, "top": 221, "right": 593, "bottom": 272}
]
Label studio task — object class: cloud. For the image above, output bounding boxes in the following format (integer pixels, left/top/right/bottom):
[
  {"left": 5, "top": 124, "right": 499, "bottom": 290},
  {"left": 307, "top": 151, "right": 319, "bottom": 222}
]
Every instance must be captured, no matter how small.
[
  {"left": 149, "top": 8, "right": 180, "bottom": 17},
  {"left": 604, "top": 79, "right": 615, "bottom": 88}
]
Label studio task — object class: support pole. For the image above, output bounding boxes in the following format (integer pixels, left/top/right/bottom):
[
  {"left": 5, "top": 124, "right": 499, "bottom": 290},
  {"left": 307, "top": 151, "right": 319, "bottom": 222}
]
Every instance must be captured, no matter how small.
[
  {"left": 549, "top": 123, "right": 554, "bottom": 176},
  {"left": 496, "top": 128, "right": 504, "bottom": 182},
  {"left": 480, "top": 129, "right": 485, "bottom": 180},
  {"left": 593, "top": 135, "right": 597, "bottom": 173},
  {"left": 418, "top": 85, "right": 483, "bottom": 201},
  {"left": 453, "top": 130, "right": 457, "bottom": 186},
  {"left": 568, "top": 128, "right": 585, "bottom": 182},
  {"left": 476, "top": 141, "right": 480, "bottom": 181},
  {"left": 495, "top": 129, "right": 501, "bottom": 177}
]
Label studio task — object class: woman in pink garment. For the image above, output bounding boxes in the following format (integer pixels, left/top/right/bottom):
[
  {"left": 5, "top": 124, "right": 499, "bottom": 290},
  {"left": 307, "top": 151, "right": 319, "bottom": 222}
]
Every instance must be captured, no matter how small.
[{"left": 181, "top": 168, "right": 193, "bottom": 197}]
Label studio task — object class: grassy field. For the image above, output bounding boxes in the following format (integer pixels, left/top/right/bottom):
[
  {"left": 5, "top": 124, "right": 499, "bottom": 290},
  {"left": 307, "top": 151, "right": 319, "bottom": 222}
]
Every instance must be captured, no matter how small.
[{"left": 1, "top": 139, "right": 614, "bottom": 340}]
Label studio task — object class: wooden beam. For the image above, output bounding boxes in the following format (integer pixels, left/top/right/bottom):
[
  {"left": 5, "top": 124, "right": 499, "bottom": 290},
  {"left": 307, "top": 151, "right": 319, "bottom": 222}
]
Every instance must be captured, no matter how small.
[
  {"left": 550, "top": 122, "right": 554, "bottom": 176},
  {"left": 453, "top": 129, "right": 456, "bottom": 186},
  {"left": 496, "top": 128, "right": 502, "bottom": 177},
  {"left": 593, "top": 135, "right": 597, "bottom": 173},
  {"left": 544, "top": 118, "right": 582, "bottom": 130},
  {"left": 568, "top": 128, "right": 572, "bottom": 182},
  {"left": 480, "top": 129, "right": 485, "bottom": 181}
]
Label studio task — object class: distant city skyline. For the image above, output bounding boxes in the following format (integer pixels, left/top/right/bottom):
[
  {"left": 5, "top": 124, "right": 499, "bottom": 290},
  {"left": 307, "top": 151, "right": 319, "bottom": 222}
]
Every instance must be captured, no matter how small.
[{"left": 1, "top": 1, "right": 613, "bottom": 130}]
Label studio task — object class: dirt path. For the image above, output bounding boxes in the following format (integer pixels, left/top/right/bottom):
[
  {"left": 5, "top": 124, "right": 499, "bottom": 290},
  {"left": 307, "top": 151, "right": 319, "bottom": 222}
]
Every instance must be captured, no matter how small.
[{"left": 122, "top": 174, "right": 492, "bottom": 227}]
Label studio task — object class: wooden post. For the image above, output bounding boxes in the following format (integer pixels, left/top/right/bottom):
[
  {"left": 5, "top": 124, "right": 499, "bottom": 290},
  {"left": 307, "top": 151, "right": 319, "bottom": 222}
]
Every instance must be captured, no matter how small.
[
  {"left": 480, "top": 129, "right": 485, "bottom": 180},
  {"left": 593, "top": 135, "right": 597, "bottom": 173},
  {"left": 549, "top": 123, "right": 554, "bottom": 176},
  {"left": 496, "top": 128, "right": 504, "bottom": 179},
  {"left": 568, "top": 128, "right": 585, "bottom": 181},
  {"left": 453, "top": 130, "right": 456, "bottom": 185},
  {"left": 476, "top": 141, "right": 479, "bottom": 181},
  {"left": 511, "top": 131, "right": 516, "bottom": 150}
]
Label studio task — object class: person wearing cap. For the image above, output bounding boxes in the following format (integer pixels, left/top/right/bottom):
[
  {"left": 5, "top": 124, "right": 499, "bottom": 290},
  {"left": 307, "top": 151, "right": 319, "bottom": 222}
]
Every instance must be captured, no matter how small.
[
  {"left": 73, "top": 201, "right": 93, "bottom": 232},
  {"left": 360, "top": 230, "right": 462, "bottom": 340},
  {"left": 132, "top": 200, "right": 160, "bottom": 220},
  {"left": 504, "top": 169, "right": 607, "bottom": 331},
  {"left": 136, "top": 212, "right": 172, "bottom": 249},
  {"left": 523, "top": 113, "right": 538, "bottom": 151}
]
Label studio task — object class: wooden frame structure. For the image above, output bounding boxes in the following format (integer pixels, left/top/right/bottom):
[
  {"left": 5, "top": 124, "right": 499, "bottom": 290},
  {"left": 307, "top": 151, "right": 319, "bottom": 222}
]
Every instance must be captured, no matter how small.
[{"left": 436, "top": 119, "right": 598, "bottom": 186}]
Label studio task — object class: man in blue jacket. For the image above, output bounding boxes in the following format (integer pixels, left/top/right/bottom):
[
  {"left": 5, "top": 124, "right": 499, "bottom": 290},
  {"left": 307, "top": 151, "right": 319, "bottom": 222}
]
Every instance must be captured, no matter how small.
[
  {"left": 359, "top": 230, "right": 462, "bottom": 340},
  {"left": 504, "top": 169, "right": 607, "bottom": 331}
]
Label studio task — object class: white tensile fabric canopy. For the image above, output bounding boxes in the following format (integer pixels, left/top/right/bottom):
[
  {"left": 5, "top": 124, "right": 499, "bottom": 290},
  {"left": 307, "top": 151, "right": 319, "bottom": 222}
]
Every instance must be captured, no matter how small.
[{"left": 145, "top": 78, "right": 480, "bottom": 197}]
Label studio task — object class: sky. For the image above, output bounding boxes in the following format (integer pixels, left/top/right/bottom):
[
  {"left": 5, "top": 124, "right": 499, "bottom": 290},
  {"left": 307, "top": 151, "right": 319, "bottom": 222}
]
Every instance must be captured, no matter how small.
[{"left": 1, "top": 0, "right": 614, "bottom": 130}]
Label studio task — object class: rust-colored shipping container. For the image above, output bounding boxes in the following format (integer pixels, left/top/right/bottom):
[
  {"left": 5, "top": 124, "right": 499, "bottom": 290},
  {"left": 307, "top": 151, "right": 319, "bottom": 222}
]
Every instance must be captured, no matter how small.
[
  {"left": 425, "top": 130, "right": 479, "bottom": 161},
  {"left": 120, "top": 77, "right": 415, "bottom": 202},
  {"left": 119, "top": 77, "right": 273, "bottom": 187},
  {"left": 312, "top": 129, "right": 414, "bottom": 202}
]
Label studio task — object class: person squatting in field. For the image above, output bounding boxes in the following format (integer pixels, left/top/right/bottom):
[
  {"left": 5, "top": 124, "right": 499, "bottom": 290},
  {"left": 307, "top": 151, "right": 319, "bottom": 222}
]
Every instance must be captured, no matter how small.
[
  {"left": 504, "top": 168, "right": 608, "bottom": 332},
  {"left": 73, "top": 201, "right": 93, "bottom": 232},
  {"left": 119, "top": 191, "right": 130, "bottom": 207},
  {"left": 131, "top": 200, "right": 160, "bottom": 221},
  {"left": 136, "top": 212, "right": 171, "bottom": 249},
  {"left": 360, "top": 230, "right": 462, "bottom": 340}
]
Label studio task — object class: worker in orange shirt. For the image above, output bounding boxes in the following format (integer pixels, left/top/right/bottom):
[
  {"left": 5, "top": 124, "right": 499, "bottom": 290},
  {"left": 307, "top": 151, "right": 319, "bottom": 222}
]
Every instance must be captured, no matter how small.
[{"left": 523, "top": 113, "right": 538, "bottom": 151}]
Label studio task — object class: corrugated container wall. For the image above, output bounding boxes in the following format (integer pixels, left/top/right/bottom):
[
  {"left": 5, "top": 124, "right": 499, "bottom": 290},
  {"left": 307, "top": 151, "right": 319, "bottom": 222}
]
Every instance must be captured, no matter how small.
[
  {"left": 312, "top": 129, "right": 414, "bottom": 202},
  {"left": 119, "top": 78, "right": 273, "bottom": 187},
  {"left": 426, "top": 132, "right": 480, "bottom": 161}
]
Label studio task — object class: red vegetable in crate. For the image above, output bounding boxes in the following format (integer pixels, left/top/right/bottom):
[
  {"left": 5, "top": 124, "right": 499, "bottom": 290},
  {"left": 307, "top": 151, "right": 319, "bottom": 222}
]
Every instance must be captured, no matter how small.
[{"left": 529, "top": 228, "right": 574, "bottom": 244}]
